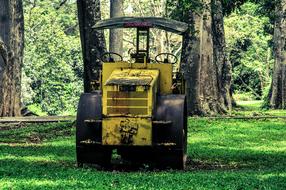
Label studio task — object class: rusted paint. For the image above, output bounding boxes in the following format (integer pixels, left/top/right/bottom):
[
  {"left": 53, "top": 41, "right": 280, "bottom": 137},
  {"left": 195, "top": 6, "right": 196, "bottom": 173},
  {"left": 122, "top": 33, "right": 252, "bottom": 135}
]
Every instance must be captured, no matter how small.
[
  {"left": 119, "top": 118, "right": 138, "bottom": 144},
  {"left": 102, "top": 117, "right": 152, "bottom": 146}
]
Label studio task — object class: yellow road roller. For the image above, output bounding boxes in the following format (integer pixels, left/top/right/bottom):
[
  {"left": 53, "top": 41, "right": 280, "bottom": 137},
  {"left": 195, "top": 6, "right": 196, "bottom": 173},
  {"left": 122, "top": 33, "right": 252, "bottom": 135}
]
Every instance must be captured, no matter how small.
[{"left": 76, "top": 17, "right": 188, "bottom": 169}]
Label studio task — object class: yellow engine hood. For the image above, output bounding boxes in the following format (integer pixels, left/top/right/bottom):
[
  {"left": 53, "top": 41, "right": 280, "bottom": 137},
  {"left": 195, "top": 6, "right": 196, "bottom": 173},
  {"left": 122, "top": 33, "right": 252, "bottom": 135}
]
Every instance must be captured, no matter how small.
[{"left": 105, "top": 69, "right": 159, "bottom": 86}]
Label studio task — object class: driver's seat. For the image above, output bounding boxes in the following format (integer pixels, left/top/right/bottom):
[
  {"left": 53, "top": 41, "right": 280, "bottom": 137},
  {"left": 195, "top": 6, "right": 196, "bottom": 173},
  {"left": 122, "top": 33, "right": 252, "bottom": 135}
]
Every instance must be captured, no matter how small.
[
  {"left": 131, "top": 52, "right": 150, "bottom": 63},
  {"left": 108, "top": 57, "right": 115, "bottom": 62}
]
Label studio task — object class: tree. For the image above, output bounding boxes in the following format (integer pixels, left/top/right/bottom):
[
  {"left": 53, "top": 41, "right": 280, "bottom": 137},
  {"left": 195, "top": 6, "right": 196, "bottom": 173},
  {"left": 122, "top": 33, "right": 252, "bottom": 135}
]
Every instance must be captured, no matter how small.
[
  {"left": 0, "top": 0, "right": 24, "bottom": 117},
  {"left": 181, "top": 0, "right": 231, "bottom": 115},
  {"left": 77, "top": 0, "right": 106, "bottom": 92},
  {"left": 212, "top": 0, "right": 232, "bottom": 110},
  {"left": 109, "top": 0, "right": 124, "bottom": 54},
  {"left": 267, "top": 0, "right": 286, "bottom": 109},
  {"left": 122, "top": 0, "right": 181, "bottom": 59},
  {"left": 22, "top": 0, "right": 83, "bottom": 115},
  {"left": 224, "top": 2, "right": 273, "bottom": 100}
]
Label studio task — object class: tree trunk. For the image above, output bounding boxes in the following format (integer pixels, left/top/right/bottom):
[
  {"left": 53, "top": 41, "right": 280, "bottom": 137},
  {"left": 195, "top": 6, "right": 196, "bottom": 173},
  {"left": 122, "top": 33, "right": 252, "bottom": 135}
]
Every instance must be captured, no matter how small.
[
  {"left": 181, "top": 0, "right": 229, "bottom": 115},
  {"left": 0, "top": 0, "right": 24, "bottom": 117},
  {"left": 181, "top": 10, "right": 202, "bottom": 115},
  {"left": 109, "top": 0, "right": 124, "bottom": 54},
  {"left": 267, "top": 0, "right": 286, "bottom": 109},
  {"left": 77, "top": 0, "right": 106, "bottom": 92},
  {"left": 211, "top": 0, "right": 232, "bottom": 110}
]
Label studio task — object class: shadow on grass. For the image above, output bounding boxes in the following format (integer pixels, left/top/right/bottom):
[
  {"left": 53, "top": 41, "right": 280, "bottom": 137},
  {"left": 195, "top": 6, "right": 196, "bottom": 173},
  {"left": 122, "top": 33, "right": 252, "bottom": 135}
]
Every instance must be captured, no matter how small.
[
  {"left": 0, "top": 122, "right": 74, "bottom": 144},
  {"left": 1, "top": 140, "right": 285, "bottom": 172},
  {"left": 1, "top": 156, "right": 286, "bottom": 190},
  {"left": 1, "top": 138, "right": 286, "bottom": 189},
  {"left": 188, "top": 144, "right": 286, "bottom": 171}
]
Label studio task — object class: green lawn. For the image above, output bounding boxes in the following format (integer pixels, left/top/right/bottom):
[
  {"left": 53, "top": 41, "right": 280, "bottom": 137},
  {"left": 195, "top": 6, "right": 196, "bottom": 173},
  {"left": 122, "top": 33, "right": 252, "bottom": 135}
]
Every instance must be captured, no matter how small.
[
  {"left": 233, "top": 101, "right": 286, "bottom": 116},
  {"left": 0, "top": 111, "right": 286, "bottom": 189}
]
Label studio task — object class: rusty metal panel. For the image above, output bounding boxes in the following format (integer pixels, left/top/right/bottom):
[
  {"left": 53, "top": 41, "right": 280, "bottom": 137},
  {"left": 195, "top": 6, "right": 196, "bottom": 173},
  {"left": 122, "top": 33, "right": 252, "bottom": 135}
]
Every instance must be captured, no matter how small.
[
  {"left": 103, "top": 87, "right": 150, "bottom": 116},
  {"left": 107, "top": 107, "right": 148, "bottom": 115},
  {"left": 107, "top": 91, "right": 148, "bottom": 99},
  {"left": 102, "top": 118, "right": 152, "bottom": 146},
  {"left": 102, "top": 69, "right": 159, "bottom": 117},
  {"left": 107, "top": 99, "right": 148, "bottom": 107}
]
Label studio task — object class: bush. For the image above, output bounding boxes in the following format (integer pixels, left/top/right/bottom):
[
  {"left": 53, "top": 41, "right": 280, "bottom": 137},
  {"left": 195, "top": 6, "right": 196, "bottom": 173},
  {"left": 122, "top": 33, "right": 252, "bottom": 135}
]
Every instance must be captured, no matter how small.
[{"left": 233, "top": 92, "right": 256, "bottom": 101}]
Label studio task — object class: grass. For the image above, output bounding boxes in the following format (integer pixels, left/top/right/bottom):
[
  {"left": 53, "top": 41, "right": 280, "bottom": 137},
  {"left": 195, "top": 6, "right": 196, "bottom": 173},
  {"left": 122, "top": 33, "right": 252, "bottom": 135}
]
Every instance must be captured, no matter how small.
[
  {"left": 0, "top": 103, "right": 286, "bottom": 189},
  {"left": 232, "top": 100, "right": 286, "bottom": 117}
]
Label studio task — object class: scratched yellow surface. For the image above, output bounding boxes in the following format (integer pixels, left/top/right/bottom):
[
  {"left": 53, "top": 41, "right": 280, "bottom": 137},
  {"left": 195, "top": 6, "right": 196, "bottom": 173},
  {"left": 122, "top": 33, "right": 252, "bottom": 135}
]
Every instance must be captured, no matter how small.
[
  {"left": 100, "top": 62, "right": 173, "bottom": 146},
  {"left": 102, "top": 117, "right": 152, "bottom": 146}
]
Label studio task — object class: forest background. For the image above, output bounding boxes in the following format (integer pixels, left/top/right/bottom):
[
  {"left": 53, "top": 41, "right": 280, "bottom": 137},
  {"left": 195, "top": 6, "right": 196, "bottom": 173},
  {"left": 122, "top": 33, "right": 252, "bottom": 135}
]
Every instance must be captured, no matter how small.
[{"left": 18, "top": 0, "right": 276, "bottom": 115}]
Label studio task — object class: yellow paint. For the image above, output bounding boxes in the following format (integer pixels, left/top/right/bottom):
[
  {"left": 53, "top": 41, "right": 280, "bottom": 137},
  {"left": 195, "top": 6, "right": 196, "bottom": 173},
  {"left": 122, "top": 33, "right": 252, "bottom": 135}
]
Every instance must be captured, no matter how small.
[
  {"left": 101, "top": 61, "right": 173, "bottom": 146},
  {"left": 102, "top": 117, "right": 152, "bottom": 146},
  {"left": 102, "top": 69, "right": 159, "bottom": 117},
  {"left": 102, "top": 62, "right": 173, "bottom": 94}
]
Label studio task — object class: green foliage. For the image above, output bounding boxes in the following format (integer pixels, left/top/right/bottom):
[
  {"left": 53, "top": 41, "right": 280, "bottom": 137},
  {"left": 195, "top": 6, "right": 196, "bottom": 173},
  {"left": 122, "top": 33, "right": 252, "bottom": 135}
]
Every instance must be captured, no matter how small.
[
  {"left": 1, "top": 117, "right": 286, "bottom": 189},
  {"left": 19, "top": 0, "right": 278, "bottom": 115},
  {"left": 225, "top": 2, "right": 274, "bottom": 99},
  {"left": 167, "top": 0, "right": 203, "bottom": 22},
  {"left": 167, "top": 0, "right": 249, "bottom": 21},
  {"left": 22, "top": 1, "right": 83, "bottom": 115},
  {"left": 250, "top": 0, "right": 276, "bottom": 25},
  {"left": 233, "top": 92, "right": 255, "bottom": 101},
  {"left": 221, "top": 0, "right": 248, "bottom": 16},
  {"left": 27, "top": 104, "right": 48, "bottom": 116}
]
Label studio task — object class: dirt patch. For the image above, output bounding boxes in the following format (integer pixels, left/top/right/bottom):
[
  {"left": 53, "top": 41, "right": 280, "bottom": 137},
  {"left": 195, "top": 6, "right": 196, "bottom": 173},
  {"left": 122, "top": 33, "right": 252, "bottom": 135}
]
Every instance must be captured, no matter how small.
[
  {"left": 0, "top": 123, "right": 26, "bottom": 131},
  {"left": 0, "top": 122, "right": 74, "bottom": 144},
  {"left": 187, "top": 159, "right": 242, "bottom": 170}
]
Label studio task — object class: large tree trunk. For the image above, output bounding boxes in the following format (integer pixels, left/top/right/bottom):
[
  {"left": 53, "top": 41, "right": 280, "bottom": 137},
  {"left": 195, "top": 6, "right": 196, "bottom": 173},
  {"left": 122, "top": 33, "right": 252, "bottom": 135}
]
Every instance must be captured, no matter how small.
[
  {"left": 211, "top": 0, "right": 232, "bottom": 110},
  {"left": 0, "top": 0, "right": 24, "bottom": 117},
  {"left": 77, "top": 0, "right": 106, "bottom": 92},
  {"left": 181, "top": 10, "right": 202, "bottom": 115},
  {"left": 267, "top": 0, "right": 286, "bottom": 109},
  {"left": 109, "top": 0, "right": 124, "bottom": 54},
  {"left": 181, "top": 0, "right": 229, "bottom": 115}
]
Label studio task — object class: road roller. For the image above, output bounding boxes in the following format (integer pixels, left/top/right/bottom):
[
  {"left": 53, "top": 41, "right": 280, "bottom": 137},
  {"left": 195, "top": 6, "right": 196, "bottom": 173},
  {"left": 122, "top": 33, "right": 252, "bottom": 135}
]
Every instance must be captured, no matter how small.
[{"left": 76, "top": 17, "right": 188, "bottom": 169}]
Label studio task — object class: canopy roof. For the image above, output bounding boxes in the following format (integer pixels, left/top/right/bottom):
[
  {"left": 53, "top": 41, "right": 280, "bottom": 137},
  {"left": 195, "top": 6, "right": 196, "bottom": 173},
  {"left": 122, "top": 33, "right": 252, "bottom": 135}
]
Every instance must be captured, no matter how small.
[{"left": 93, "top": 17, "right": 189, "bottom": 35}]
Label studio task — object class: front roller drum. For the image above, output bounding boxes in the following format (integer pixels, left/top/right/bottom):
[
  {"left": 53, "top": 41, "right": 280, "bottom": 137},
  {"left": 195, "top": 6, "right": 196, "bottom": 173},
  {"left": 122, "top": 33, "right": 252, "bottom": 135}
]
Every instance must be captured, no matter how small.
[
  {"left": 76, "top": 145, "right": 112, "bottom": 167},
  {"left": 76, "top": 92, "right": 112, "bottom": 167},
  {"left": 119, "top": 95, "right": 188, "bottom": 169},
  {"left": 154, "top": 95, "right": 188, "bottom": 169}
]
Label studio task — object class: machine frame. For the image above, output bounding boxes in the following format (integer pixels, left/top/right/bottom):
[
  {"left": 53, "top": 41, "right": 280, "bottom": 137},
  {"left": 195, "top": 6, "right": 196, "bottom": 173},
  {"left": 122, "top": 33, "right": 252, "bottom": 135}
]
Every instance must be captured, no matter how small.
[{"left": 76, "top": 17, "right": 189, "bottom": 169}]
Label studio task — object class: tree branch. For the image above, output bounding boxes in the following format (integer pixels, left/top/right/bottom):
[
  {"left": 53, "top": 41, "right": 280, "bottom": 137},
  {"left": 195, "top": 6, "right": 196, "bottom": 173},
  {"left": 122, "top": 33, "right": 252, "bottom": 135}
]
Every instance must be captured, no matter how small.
[
  {"left": 56, "top": 0, "right": 68, "bottom": 10},
  {"left": 237, "top": 75, "right": 261, "bottom": 98}
]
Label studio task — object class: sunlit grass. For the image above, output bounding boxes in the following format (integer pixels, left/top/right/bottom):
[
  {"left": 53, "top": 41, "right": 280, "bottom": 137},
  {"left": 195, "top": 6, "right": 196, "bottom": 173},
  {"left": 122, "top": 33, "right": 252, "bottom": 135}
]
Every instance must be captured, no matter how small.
[
  {"left": 0, "top": 117, "right": 285, "bottom": 189},
  {"left": 233, "top": 100, "right": 286, "bottom": 116}
]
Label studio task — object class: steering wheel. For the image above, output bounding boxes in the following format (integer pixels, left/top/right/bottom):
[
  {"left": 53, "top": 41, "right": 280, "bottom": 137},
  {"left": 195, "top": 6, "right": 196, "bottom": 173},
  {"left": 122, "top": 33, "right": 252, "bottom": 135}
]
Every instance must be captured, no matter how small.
[
  {"left": 101, "top": 52, "right": 123, "bottom": 62},
  {"left": 128, "top": 48, "right": 136, "bottom": 55},
  {"left": 155, "top": 53, "right": 178, "bottom": 64}
]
